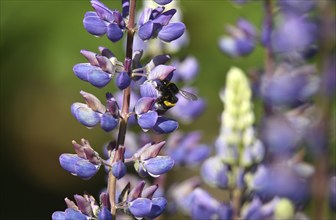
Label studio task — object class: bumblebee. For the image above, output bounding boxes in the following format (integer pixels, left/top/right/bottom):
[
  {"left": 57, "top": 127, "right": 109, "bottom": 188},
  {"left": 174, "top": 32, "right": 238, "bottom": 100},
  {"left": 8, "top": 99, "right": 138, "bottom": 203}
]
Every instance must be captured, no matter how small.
[{"left": 155, "top": 80, "right": 198, "bottom": 114}]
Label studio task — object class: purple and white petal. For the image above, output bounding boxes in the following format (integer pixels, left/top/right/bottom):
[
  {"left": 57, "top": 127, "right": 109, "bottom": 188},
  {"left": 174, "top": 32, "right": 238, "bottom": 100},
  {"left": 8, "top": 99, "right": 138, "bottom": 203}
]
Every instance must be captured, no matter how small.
[
  {"left": 91, "top": 0, "right": 115, "bottom": 22},
  {"left": 135, "top": 97, "right": 156, "bottom": 115},
  {"left": 143, "top": 156, "right": 175, "bottom": 177},
  {"left": 148, "top": 65, "right": 175, "bottom": 81}
]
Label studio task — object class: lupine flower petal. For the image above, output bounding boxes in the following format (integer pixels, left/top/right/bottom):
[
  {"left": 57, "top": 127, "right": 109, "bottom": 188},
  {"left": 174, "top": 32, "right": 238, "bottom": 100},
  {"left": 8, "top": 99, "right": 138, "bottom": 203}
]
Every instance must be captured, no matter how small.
[
  {"left": 190, "top": 188, "right": 221, "bottom": 220},
  {"left": 135, "top": 97, "right": 156, "bottom": 115},
  {"left": 80, "top": 50, "right": 99, "bottom": 66},
  {"left": 151, "top": 7, "right": 165, "bottom": 19},
  {"left": 121, "top": 0, "right": 129, "bottom": 18},
  {"left": 139, "top": 141, "right": 166, "bottom": 161},
  {"left": 153, "top": 9, "right": 176, "bottom": 26},
  {"left": 87, "top": 69, "right": 112, "bottom": 88},
  {"left": 106, "top": 23, "right": 124, "bottom": 42},
  {"left": 73, "top": 63, "right": 94, "bottom": 81},
  {"left": 116, "top": 71, "right": 131, "bottom": 90},
  {"left": 154, "top": 0, "right": 173, "bottom": 5},
  {"left": 80, "top": 90, "right": 106, "bottom": 113},
  {"left": 140, "top": 81, "right": 160, "bottom": 98},
  {"left": 75, "top": 159, "right": 100, "bottom": 180},
  {"left": 219, "top": 37, "right": 238, "bottom": 57},
  {"left": 185, "top": 144, "right": 210, "bottom": 165},
  {"left": 83, "top": 12, "right": 107, "bottom": 36},
  {"left": 146, "top": 54, "right": 171, "bottom": 70},
  {"left": 71, "top": 104, "right": 100, "bottom": 127},
  {"left": 111, "top": 160, "right": 127, "bottom": 179},
  {"left": 96, "top": 55, "right": 115, "bottom": 73},
  {"left": 138, "top": 8, "right": 153, "bottom": 26},
  {"left": 143, "top": 156, "right": 174, "bottom": 177},
  {"left": 138, "top": 111, "right": 158, "bottom": 130},
  {"left": 100, "top": 113, "right": 118, "bottom": 132},
  {"left": 98, "top": 46, "right": 115, "bottom": 58},
  {"left": 147, "top": 197, "right": 167, "bottom": 218},
  {"left": 59, "top": 154, "right": 81, "bottom": 174},
  {"left": 129, "top": 198, "right": 152, "bottom": 218},
  {"left": 52, "top": 211, "right": 65, "bottom": 220},
  {"left": 98, "top": 207, "right": 113, "bottom": 220},
  {"left": 74, "top": 195, "right": 92, "bottom": 216},
  {"left": 139, "top": 20, "right": 155, "bottom": 40},
  {"left": 64, "top": 208, "right": 88, "bottom": 220},
  {"left": 235, "top": 38, "right": 255, "bottom": 56},
  {"left": 141, "top": 185, "right": 159, "bottom": 199},
  {"left": 91, "top": 0, "right": 115, "bottom": 22},
  {"left": 201, "top": 156, "right": 229, "bottom": 188},
  {"left": 148, "top": 65, "right": 176, "bottom": 80},
  {"left": 153, "top": 116, "right": 178, "bottom": 134},
  {"left": 158, "top": 22, "right": 185, "bottom": 42}
]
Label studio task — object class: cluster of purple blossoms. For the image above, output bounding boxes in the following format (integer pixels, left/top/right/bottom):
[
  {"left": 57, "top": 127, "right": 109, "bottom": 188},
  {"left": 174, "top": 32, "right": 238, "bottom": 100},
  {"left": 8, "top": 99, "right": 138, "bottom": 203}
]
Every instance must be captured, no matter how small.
[{"left": 53, "top": 0, "right": 203, "bottom": 219}]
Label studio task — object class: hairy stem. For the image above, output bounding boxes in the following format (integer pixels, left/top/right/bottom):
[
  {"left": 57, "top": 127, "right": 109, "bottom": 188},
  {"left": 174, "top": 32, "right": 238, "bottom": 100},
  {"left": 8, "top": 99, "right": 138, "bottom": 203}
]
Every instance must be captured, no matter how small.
[{"left": 107, "top": 0, "right": 137, "bottom": 216}]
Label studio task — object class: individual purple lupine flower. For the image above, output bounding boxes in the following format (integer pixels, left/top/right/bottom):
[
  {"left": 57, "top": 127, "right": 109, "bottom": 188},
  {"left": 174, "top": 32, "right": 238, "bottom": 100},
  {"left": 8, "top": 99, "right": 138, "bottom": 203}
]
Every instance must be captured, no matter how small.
[
  {"left": 132, "top": 141, "right": 175, "bottom": 177},
  {"left": 83, "top": 0, "right": 126, "bottom": 42},
  {"left": 73, "top": 48, "right": 124, "bottom": 88},
  {"left": 111, "top": 147, "right": 127, "bottom": 179},
  {"left": 52, "top": 194, "right": 100, "bottom": 220},
  {"left": 59, "top": 139, "right": 101, "bottom": 180},
  {"left": 133, "top": 0, "right": 189, "bottom": 55},
  {"left": 251, "top": 164, "right": 311, "bottom": 206},
  {"left": 260, "top": 64, "right": 319, "bottom": 107},
  {"left": 165, "top": 131, "right": 210, "bottom": 166},
  {"left": 260, "top": 115, "right": 300, "bottom": 157},
  {"left": 201, "top": 156, "right": 230, "bottom": 189},
  {"left": 168, "top": 177, "right": 202, "bottom": 215},
  {"left": 71, "top": 91, "right": 120, "bottom": 132},
  {"left": 219, "top": 18, "right": 256, "bottom": 57},
  {"left": 189, "top": 188, "right": 233, "bottom": 220},
  {"left": 134, "top": 97, "right": 178, "bottom": 133},
  {"left": 271, "top": 14, "right": 318, "bottom": 56},
  {"left": 138, "top": 6, "right": 185, "bottom": 42}
]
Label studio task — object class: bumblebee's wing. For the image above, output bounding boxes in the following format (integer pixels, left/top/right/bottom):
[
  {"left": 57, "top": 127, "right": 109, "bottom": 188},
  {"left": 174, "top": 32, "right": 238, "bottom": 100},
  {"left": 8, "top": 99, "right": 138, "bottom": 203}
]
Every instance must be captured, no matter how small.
[{"left": 179, "top": 90, "right": 198, "bottom": 101}]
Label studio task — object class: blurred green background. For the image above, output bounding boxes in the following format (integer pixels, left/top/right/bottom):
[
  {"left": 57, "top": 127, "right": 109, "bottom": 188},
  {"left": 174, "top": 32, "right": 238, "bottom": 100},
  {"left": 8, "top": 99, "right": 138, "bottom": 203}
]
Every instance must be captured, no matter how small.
[{"left": 0, "top": 0, "right": 267, "bottom": 219}]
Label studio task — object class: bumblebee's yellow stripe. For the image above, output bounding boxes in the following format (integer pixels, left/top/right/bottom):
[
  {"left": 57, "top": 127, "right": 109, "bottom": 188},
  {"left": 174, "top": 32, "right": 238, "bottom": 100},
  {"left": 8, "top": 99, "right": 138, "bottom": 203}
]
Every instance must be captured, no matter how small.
[{"left": 163, "top": 101, "right": 176, "bottom": 107}]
